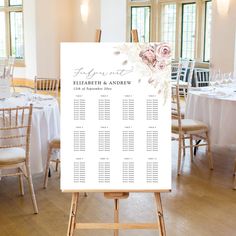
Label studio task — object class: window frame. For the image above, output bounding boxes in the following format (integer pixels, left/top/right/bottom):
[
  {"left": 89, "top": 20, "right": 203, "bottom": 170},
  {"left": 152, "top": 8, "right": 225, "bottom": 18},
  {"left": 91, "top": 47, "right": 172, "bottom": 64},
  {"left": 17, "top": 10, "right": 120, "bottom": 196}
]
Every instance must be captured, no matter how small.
[
  {"left": 160, "top": 2, "right": 177, "bottom": 58},
  {"left": 180, "top": 2, "right": 196, "bottom": 60},
  {"left": 127, "top": 0, "right": 154, "bottom": 42},
  {"left": 0, "top": 0, "right": 24, "bottom": 66},
  {"left": 130, "top": 5, "right": 151, "bottom": 42},
  {"left": 203, "top": 0, "right": 212, "bottom": 62},
  {"left": 127, "top": 0, "right": 212, "bottom": 65}
]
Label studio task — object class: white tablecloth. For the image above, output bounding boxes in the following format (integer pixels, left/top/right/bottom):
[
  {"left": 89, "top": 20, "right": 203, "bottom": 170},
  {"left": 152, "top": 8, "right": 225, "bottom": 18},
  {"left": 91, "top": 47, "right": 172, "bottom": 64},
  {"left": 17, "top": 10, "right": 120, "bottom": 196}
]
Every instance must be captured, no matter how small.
[
  {"left": 0, "top": 92, "right": 60, "bottom": 173},
  {"left": 185, "top": 84, "right": 236, "bottom": 147}
]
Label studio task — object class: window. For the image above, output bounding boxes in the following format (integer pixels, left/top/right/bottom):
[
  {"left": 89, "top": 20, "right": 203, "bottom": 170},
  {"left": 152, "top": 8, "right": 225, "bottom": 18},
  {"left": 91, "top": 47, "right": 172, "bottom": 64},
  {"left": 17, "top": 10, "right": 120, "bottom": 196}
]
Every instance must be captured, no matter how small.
[
  {"left": 181, "top": 3, "right": 196, "bottom": 60},
  {"left": 204, "top": 1, "right": 212, "bottom": 62},
  {"left": 127, "top": 0, "right": 212, "bottom": 63},
  {"left": 131, "top": 6, "right": 151, "bottom": 42},
  {"left": 0, "top": 0, "right": 24, "bottom": 60},
  {"left": 161, "top": 4, "right": 176, "bottom": 58}
]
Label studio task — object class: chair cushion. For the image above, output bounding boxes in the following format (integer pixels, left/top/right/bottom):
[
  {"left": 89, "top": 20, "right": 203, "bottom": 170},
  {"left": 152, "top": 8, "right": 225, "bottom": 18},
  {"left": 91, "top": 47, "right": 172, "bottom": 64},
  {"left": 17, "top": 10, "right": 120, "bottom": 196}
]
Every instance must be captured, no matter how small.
[
  {"left": 0, "top": 148, "right": 26, "bottom": 165},
  {"left": 172, "top": 119, "right": 208, "bottom": 133}
]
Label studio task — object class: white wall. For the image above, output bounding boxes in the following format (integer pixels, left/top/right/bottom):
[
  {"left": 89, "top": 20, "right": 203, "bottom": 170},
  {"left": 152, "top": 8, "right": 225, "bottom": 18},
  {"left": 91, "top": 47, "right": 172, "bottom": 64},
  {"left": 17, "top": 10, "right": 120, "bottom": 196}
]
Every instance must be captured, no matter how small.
[
  {"left": 101, "top": 0, "right": 126, "bottom": 42},
  {"left": 35, "top": 0, "right": 73, "bottom": 78},
  {"left": 72, "top": 0, "right": 101, "bottom": 42},
  {"left": 15, "top": 0, "right": 101, "bottom": 79},
  {"left": 14, "top": 0, "right": 37, "bottom": 79},
  {"left": 211, "top": 0, "right": 236, "bottom": 73}
]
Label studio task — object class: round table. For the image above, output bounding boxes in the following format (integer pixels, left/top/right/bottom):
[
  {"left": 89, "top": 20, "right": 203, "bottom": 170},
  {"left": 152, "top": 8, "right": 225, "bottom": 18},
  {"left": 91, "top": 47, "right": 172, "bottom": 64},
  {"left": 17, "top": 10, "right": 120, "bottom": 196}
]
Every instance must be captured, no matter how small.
[
  {"left": 185, "top": 84, "right": 236, "bottom": 147},
  {"left": 0, "top": 92, "right": 60, "bottom": 173}
]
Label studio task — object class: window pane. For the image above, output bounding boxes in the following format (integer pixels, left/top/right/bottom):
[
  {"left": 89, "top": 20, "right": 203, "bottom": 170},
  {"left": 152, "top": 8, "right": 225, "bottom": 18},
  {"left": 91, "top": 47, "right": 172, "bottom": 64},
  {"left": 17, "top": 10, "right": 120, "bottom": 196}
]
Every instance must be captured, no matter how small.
[
  {"left": 10, "top": 11, "right": 24, "bottom": 59},
  {"left": 161, "top": 4, "right": 176, "bottom": 58},
  {"left": 0, "top": 0, "right": 4, "bottom": 6},
  {"left": 0, "top": 12, "right": 6, "bottom": 57},
  {"left": 10, "top": 0, "right": 22, "bottom": 6},
  {"left": 131, "top": 6, "right": 151, "bottom": 42},
  {"left": 181, "top": 3, "right": 196, "bottom": 59},
  {"left": 204, "top": 1, "right": 212, "bottom": 62}
]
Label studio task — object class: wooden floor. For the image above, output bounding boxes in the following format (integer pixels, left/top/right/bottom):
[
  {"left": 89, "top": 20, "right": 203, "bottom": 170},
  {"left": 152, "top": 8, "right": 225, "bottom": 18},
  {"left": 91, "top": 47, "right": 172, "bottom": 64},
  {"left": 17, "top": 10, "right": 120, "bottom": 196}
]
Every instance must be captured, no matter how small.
[
  {"left": 0, "top": 143, "right": 236, "bottom": 236},
  {"left": 0, "top": 88, "right": 236, "bottom": 236}
]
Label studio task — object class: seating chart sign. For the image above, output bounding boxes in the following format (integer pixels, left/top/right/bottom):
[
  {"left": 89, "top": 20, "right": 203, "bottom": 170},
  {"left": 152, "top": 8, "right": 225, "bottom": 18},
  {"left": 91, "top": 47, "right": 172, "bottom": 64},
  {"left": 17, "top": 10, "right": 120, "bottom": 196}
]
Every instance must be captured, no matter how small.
[{"left": 61, "top": 43, "right": 171, "bottom": 192}]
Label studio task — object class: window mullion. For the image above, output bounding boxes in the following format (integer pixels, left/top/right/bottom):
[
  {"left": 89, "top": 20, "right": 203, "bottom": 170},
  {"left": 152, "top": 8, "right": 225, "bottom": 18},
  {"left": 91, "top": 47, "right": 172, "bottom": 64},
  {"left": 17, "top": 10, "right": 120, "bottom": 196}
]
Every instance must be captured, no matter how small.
[
  {"left": 195, "top": 0, "right": 202, "bottom": 61},
  {"left": 176, "top": 2, "right": 182, "bottom": 59},
  {"left": 5, "top": 4, "right": 11, "bottom": 57}
]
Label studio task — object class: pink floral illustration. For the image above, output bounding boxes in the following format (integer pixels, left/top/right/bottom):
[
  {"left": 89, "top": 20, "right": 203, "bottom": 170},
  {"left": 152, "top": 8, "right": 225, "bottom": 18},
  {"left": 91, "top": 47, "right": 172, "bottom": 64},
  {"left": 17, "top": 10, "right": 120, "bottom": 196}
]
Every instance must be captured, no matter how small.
[
  {"left": 156, "top": 43, "right": 171, "bottom": 59},
  {"left": 139, "top": 43, "right": 171, "bottom": 71},
  {"left": 139, "top": 46, "right": 157, "bottom": 68},
  {"left": 155, "top": 59, "right": 166, "bottom": 70}
]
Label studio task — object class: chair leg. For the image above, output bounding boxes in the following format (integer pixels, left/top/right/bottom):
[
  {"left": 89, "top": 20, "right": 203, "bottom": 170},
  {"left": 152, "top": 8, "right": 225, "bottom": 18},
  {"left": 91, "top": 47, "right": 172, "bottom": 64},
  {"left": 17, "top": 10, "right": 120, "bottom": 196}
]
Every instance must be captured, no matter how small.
[
  {"left": 194, "top": 140, "right": 201, "bottom": 155},
  {"left": 182, "top": 137, "right": 186, "bottom": 156},
  {"left": 206, "top": 131, "right": 213, "bottom": 170},
  {"left": 233, "top": 159, "right": 236, "bottom": 190},
  {"left": 58, "top": 160, "right": 61, "bottom": 179},
  {"left": 44, "top": 145, "right": 52, "bottom": 189},
  {"left": 18, "top": 168, "right": 24, "bottom": 196},
  {"left": 177, "top": 135, "right": 182, "bottom": 175},
  {"left": 25, "top": 164, "right": 38, "bottom": 214},
  {"left": 190, "top": 135, "right": 194, "bottom": 162},
  {"left": 55, "top": 159, "right": 59, "bottom": 172}
]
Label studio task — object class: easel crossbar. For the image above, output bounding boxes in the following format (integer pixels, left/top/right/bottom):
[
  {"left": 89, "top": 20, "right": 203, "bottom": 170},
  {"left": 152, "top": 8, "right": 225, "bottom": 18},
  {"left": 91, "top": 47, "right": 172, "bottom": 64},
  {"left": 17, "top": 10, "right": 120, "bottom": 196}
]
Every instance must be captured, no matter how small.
[{"left": 76, "top": 223, "right": 159, "bottom": 230}]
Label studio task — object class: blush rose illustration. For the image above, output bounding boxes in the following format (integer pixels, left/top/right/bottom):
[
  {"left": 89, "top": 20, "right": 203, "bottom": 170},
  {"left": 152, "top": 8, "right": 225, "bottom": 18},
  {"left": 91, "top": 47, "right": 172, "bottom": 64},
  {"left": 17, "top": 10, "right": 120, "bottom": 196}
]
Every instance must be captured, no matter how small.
[
  {"left": 139, "top": 46, "right": 157, "bottom": 68},
  {"left": 139, "top": 43, "right": 171, "bottom": 70},
  {"left": 156, "top": 43, "right": 171, "bottom": 59}
]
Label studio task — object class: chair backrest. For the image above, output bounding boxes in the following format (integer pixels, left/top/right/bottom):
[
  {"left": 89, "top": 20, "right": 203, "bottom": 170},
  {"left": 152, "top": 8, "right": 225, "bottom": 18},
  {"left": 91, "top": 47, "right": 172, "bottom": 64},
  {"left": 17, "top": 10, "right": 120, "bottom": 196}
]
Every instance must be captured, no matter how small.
[
  {"left": 171, "top": 83, "right": 182, "bottom": 125},
  {"left": 171, "top": 61, "right": 183, "bottom": 127},
  {"left": 0, "top": 104, "right": 33, "bottom": 163},
  {"left": 194, "top": 68, "right": 210, "bottom": 87},
  {"left": 95, "top": 29, "right": 102, "bottom": 42},
  {"left": 171, "top": 61, "right": 183, "bottom": 82},
  {"left": 171, "top": 62, "right": 180, "bottom": 81},
  {"left": 34, "top": 76, "right": 60, "bottom": 98},
  {"left": 179, "top": 58, "right": 190, "bottom": 82},
  {"left": 8, "top": 56, "right": 15, "bottom": 77},
  {"left": 187, "top": 60, "right": 195, "bottom": 88},
  {"left": 131, "top": 29, "right": 139, "bottom": 42}
]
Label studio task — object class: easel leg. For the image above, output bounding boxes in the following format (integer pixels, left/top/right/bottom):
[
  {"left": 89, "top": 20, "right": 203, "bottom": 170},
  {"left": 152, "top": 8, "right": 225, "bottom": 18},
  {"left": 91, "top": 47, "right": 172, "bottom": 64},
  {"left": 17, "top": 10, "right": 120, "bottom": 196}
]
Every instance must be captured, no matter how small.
[
  {"left": 114, "top": 198, "right": 119, "bottom": 236},
  {"left": 67, "top": 193, "right": 79, "bottom": 236},
  {"left": 154, "top": 192, "right": 166, "bottom": 236}
]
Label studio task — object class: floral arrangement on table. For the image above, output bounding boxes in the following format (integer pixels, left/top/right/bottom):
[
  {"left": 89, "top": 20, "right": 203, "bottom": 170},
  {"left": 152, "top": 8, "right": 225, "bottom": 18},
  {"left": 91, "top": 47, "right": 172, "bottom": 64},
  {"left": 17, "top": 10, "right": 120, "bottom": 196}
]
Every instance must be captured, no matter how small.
[{"left": 114, "top": 43, "right": 171, "bottom": 103}]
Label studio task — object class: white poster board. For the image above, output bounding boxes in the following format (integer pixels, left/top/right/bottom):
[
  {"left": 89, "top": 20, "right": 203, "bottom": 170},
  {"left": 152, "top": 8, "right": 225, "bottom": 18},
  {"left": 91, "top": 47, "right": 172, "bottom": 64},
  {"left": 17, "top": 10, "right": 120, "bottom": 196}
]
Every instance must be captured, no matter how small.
[{"left": 61, "top": 43, "right": 171, "bottom": 192}]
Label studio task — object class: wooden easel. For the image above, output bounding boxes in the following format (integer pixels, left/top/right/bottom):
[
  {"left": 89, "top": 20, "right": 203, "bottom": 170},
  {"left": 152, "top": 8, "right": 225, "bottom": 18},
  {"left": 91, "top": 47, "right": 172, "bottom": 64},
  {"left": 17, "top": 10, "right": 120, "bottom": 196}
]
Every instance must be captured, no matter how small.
[
  {"left": 95, "top": 29, "right": 102, "bottom": 42},
  {"left": 67, "top": 191, "right": 167, "bottom": 236},
  {"left": 131, "top": 29, "right": 139, "bottom": 43}
]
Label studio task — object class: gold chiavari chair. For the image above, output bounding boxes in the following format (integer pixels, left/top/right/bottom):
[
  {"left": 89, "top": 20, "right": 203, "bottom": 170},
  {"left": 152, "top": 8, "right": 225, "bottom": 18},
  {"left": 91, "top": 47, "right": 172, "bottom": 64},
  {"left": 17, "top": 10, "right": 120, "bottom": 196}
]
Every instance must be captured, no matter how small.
[
  {"left": 43, "top": 138, "right": 60, "bottom": 188},
  {"left": 194, "top": 68, "right": 210, "bottom": 87},
  {"left": 171, "top": 84, "right": 213, "bottom": 175},
  {"left": 0, "top": 57, "right": 15, "bottom": 91},
  {"left": 34, "top": 76, "right": 60, "bottom": 98},
  {"left": 0, "top": 104, "right": 38, "bottom": 213}
]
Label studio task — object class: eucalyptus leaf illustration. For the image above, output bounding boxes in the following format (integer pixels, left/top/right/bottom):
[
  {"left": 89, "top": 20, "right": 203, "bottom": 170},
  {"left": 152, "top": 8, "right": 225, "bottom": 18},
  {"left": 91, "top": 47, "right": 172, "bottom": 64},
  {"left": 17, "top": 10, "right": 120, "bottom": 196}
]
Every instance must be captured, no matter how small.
[
  {"left": 114, "top": 51, "right": 120, "bottom": 55},
  {"left": 122, "top": 60, "right": 128, "bottom": 65}
]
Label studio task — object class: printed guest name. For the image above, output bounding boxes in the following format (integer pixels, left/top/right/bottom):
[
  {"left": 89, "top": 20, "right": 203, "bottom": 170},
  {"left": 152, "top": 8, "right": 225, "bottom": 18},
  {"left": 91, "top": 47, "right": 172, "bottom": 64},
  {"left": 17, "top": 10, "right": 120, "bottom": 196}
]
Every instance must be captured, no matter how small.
[
  {"left": 73, "top": 80, "right": 132, "bottom": 86},
  {"left": 73, "top": 67, "right": 133, "bottom": 79}
]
